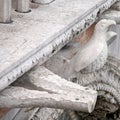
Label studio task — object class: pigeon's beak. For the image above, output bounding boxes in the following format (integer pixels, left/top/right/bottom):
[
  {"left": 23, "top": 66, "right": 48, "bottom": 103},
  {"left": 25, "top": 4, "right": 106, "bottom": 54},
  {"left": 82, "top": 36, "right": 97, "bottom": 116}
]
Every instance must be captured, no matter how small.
[
  {"left": 106, "top": 20, "right": 117, "bottom": 45},
  {"left": 107, "top": 31, "right": 117, "bottom": 45}
]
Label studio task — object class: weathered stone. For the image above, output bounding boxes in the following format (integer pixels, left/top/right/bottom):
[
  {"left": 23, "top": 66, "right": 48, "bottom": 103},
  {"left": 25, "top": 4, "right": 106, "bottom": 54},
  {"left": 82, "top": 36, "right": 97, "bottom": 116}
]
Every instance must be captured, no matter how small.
[{"left": 5, "top": 66, "right": 97, "bottom": 113}]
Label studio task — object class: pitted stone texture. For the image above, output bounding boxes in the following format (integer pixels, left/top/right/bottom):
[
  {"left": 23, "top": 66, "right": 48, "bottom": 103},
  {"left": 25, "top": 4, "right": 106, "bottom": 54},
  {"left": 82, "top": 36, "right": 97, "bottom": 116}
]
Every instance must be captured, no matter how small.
[{"left": 0, "top": 0, "right": 118, "bottom": 91}]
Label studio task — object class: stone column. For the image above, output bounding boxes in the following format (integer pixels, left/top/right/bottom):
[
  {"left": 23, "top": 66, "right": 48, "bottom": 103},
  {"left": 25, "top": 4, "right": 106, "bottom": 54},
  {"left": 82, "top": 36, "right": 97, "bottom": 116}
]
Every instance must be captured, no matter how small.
[
  {"left": 32, "top": 0, "right": 54, "bottom": 4},
  {"left": 16, "top": 0, "right": 30, "bottom": 13},
  {"left": 0, "top": 0, "right": 12, "bottom": 23}
]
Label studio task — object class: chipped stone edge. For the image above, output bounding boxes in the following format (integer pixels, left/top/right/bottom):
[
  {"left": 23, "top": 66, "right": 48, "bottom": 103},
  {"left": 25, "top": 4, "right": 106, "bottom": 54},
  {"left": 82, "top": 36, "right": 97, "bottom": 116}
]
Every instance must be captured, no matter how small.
[{"left": 0, "top": 0, "right": 119, "bottom": 91}]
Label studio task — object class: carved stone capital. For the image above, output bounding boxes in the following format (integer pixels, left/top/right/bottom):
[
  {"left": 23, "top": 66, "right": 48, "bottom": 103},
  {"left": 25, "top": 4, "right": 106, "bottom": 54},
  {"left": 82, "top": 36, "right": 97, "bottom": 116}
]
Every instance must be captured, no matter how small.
[
  {"left": 45, "top": 46, "right": 120, "bottom": 120},
  {"left": 45, "top": 56, "right": 120, "bottom": 120}
]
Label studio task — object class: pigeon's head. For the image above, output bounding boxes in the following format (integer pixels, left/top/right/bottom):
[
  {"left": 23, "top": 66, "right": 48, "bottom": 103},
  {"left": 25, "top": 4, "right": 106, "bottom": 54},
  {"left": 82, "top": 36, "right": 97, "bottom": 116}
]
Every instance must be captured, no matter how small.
[
  {"left": 95, "top": 19, "right": 116, "bottom": 33},
  {"left": 94, "top": 19, "right": 117, "bottom": 43}
]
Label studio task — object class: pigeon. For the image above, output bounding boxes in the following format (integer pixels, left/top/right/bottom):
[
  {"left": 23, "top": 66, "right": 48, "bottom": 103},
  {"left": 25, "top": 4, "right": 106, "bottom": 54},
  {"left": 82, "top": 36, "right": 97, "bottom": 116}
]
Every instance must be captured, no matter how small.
[{"left": 66, "top": 19, "right": 117, "bottom": 78}]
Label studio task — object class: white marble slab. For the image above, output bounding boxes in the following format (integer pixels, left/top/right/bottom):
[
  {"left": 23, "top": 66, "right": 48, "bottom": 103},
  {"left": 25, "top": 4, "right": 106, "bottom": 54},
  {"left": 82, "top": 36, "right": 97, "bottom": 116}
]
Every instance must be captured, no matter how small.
[{"left": 0, "top": 0, "right": 118, "bottom": 90}]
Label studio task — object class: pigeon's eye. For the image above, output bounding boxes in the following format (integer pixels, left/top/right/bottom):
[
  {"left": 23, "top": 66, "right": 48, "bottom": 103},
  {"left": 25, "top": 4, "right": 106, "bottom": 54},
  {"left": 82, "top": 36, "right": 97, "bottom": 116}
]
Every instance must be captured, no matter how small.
[{"left": 101, "top": 23, "right": 106, "bottom": 27}]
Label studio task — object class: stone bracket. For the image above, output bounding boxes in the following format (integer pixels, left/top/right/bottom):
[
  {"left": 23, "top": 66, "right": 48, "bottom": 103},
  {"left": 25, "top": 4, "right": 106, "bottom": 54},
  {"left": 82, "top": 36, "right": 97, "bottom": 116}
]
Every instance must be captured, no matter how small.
[{"left": 0, "top": 66, "right": 97, "bottom": 113}]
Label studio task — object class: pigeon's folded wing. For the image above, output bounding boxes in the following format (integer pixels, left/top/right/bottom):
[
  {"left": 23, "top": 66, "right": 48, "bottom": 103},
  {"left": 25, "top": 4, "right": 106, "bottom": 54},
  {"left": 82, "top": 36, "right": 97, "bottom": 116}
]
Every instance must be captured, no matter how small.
[{"left": 74, "top": 43, "right": 104, "bottom": 72}]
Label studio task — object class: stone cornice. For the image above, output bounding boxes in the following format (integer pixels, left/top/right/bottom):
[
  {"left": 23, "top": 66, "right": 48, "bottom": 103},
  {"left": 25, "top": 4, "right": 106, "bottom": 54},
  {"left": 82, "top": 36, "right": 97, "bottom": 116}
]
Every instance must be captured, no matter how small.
[{"left": 0, "top": 0, "right": 119, "bottom": 91}]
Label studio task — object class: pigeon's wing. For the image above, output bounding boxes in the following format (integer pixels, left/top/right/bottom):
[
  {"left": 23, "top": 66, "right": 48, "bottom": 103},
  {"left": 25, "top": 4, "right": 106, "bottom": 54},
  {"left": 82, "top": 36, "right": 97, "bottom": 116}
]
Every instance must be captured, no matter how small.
[{"left": 74, "top": 42, "right": 104, "bottom": 72}]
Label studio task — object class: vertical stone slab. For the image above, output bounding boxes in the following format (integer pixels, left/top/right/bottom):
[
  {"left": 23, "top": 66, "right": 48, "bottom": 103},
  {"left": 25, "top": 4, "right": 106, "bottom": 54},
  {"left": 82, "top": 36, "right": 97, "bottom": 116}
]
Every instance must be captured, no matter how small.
[
  {"left": 16, "top": 0, "right": 30, "bottom": 13},
  {"left": 0, "top": 0, "right": 11, "bottom": 23}
]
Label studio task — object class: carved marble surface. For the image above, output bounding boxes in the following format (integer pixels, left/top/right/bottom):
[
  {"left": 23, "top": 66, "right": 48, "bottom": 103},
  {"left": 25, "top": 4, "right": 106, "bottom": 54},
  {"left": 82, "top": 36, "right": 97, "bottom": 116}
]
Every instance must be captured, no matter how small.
[
  {"left": 0, "top": 0, "right": 118, "bottom": 90},
  {"left": 45, "top": 53, "right": 120, "bottom": 120}
]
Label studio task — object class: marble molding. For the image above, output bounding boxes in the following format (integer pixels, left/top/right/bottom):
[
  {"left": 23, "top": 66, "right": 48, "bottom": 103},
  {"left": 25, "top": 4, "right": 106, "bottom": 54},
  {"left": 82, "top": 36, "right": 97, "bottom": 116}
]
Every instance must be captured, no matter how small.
[{"left": 0, "top": 0, "right": 119, "bottom": 91}]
